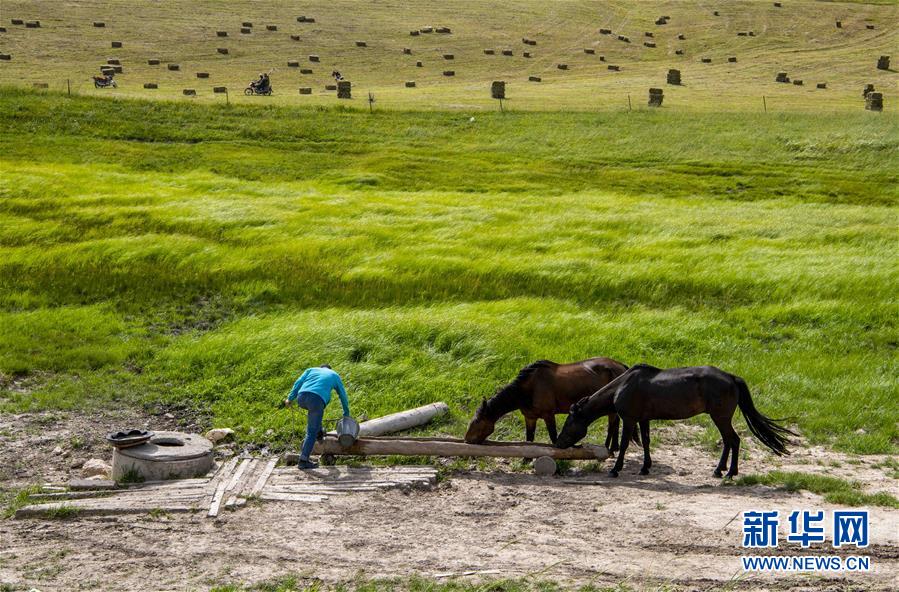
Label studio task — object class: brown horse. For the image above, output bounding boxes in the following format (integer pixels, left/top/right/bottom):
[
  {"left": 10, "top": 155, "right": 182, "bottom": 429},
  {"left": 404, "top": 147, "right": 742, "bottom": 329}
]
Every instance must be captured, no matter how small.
[
  {"left": 464, "top": 357, "right": 631, "bottom": 449},
  {"left": 556, "top": 364, "right": 796, "bottom": 478}
]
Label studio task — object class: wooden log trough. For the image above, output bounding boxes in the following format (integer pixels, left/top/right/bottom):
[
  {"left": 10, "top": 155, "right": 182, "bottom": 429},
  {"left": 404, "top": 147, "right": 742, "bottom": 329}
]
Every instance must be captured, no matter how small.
[{"left": 306, "top": 436, "right": 608, "bottom": 476}]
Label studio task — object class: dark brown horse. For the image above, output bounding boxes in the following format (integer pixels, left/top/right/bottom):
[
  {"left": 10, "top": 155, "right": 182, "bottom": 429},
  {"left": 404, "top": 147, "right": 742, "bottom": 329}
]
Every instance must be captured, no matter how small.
[
  {"left": 464, "top": 357, "right": 631, "bottom": 449},
  {"left": 556, "top": 364, "right": 796, "bottom": 478}
]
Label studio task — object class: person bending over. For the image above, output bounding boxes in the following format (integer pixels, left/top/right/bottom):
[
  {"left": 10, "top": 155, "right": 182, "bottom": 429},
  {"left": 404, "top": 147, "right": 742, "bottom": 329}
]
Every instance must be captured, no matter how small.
[{"left": 284, "top": 364, "right": 350, "bottom": 469}]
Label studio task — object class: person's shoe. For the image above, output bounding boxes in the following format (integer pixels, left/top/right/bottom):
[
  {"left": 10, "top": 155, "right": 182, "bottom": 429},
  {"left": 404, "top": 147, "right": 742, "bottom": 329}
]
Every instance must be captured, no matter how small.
[{"left": 297, "top": 459, "right": 319, "bottom": 470}]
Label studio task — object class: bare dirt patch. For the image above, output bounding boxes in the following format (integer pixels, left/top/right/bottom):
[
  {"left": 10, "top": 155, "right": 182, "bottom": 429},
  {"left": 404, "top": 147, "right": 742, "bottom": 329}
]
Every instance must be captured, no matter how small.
[{"left": 0, "top": 415, "right": 896, "bottom": 591}]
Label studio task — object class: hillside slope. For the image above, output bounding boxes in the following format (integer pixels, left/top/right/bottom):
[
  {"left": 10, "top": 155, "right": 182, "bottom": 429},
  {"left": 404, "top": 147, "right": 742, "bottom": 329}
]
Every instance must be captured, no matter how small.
[{"left": 1, "top": 0, "right": 896, "bottom": 110}]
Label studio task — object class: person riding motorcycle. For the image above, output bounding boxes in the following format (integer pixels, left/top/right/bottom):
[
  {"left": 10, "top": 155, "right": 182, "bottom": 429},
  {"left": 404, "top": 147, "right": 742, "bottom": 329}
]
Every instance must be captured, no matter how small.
[{"left": 251, "top": 73, "right": 270, "bottom": 92}]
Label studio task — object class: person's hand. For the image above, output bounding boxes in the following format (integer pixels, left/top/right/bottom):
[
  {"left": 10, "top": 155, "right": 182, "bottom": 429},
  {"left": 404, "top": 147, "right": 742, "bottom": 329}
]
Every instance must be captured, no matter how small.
[{"left": 282, "top": 399, "right": 291, "bottom": 408}]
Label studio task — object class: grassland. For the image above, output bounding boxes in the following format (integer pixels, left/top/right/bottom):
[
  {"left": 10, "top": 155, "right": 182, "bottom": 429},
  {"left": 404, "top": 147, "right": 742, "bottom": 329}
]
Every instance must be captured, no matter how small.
[
  {"left": 1, "top": 0, "right": 897, "bottom": 111},
  {"left": 0, "top": 88, "right": 896, "bottom": 455}
]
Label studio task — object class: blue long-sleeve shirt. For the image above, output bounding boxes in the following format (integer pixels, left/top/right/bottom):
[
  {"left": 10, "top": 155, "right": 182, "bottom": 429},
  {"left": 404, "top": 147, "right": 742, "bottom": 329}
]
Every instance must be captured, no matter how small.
[{"left": 287, "top": 367, "right": 350, "bottom": 415}]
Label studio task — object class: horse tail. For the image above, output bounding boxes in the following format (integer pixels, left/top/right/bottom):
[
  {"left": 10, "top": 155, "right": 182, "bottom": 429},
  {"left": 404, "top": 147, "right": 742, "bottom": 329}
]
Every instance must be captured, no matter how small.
[{"left": 735, "top": 377, "right": 796, "bottom": 456}]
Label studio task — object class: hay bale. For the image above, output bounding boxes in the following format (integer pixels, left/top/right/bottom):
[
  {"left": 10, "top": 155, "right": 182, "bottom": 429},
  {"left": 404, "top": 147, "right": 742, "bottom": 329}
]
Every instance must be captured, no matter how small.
[
  {"left": 865, "top": 92, "right": 883, "bottom": 111},
  {"left": 290, "top": 35, "right": 300, "bottom": 41},
  {"left": 305, "top": 18, "right": 315, "bottom": 23},
  {"left": 356, "top": 41, "right": 367, "bottom": 47},
  {"left": 33, "top": 82, "right": 48, "bottom": 88},
  {"left": 0, "top": 26, "right": 5, "bottom": 32},
  {"left": 645, "top": 32, "right": 653, "bottom": 38},
  {"left": 608, "top": 64, "right": 620, "bottom": 71},
  {"left": 443, "top": 70, "right": 455, "bottom": 76},
  {"left": 143, "top": 83, "right": 158, "bottom": 89},
  {"left": 240, "top": 27, "right": 251, "bottom": 34},
  {"left": 299, "top": 87, "right": 312, "bottom": 94},
  {"left": 835, "top": 21, "right": 841, "bottom": 28},
  {"left": 93, "top": 22, "right": 105, "bottom": 28},
  {"left": 168, "top": 64, "right": 180, "bottom": 71},
  {"left": 774, "top": 2, "right": 782, "bottom": 6},
  {"left": 242, "top": 22, "right": 252, "bottom": 27},
  {"left": 325, "top": 84, "right": 337, "bottom": 90},
  {"left": 217, "top": 31, "right": 227, "bottom": 37},
  {"left": 502, "top": 49, "right": 513, "bottom": 56},
  {"left": 309, "top": 55, "right": 319, "bottom": 62},
  {"left": 100, "top": 66, "right": 115, "bottom": 74},
  {"left": 111, "top": 65, "right": 123, "bottom": 73},
  {"left": 644, "top": 42, "right": 656, "bottom": 48},
  {"left": 816, "top": 82, "right": 826, "bottom": 89},
  {"left": 675, "top": 49, "right": 685, "bottom": 55},
  {"left": 10, "top": 19, "right": 24, "bottom": 25},
  {"left": 196, "top": 72, "right": 209, "bottom": 78},
  {"left": 557, "top": 63, "right": 568, "bottom": 70},
  {"left": 491, "top": 80, "right": 505, "bottom": 99},
  {"left": 738, "top": 32, "right": 747, "bottom": 36},
  {"left": 701, "top": 57, "right": 712, "bottom": 63},
  {"left": 866, "top": 24, "right": 874, "bottom": 30},
  {"left": 300, "top": 68, "right": 313, "bottom": 74},
  {"left": 863, "top": 84, "right": 875, "bottom": 97},
  {"left": 217, "top": 48, "right": 229, "bottom": 55},
  {"left": 213, "top": 86, "right": 227, "bottom": 93},
  {"left": 648, "top": 87, "right": 664, "bottom": 107},
  {"left": 677, "top": 34, "right": 685, "bottom": 40},
  {"left": 107, "top": 58, "right": 120, "bottom": 65},
  {"left": 148, "top": 59, "right": 160, "bottom": 65},
  {"left": 25, "top": 21, "right": 40, "bottom": 28},
  {"left": 410, "top": 30, "right": 420, "bottom": 36},
  {"left": 584, "top": 48, "right": 595, "bottom": 54},
  {"left": 776, "top": 72, "right": 789, "bottom": 83},
  {"left": 528, "top": 75, "right": 541, "bottom": 82},
  {"left": 792, "top": 79, "right": 803, "bottom": 86},
  {"left": 617, "top": 35, "right": 630, "bottom": 42},
  {"left": 111, "top": 41, "right": 122, "bottom": 48},
  {"left": 877, "top": 56, "right": 890, "bottom": 70},
  {"left": 287, "top": 61, "right": 299, "bottom": 67},
  {"left": 420, "top": 26, "right": 433, "bottom": 33},
  {"left": 337, "top": 80, "right": 351, "bottom": 99},
  {"left": 600, "top": 28, "right": 612, "bottom": 35},
  {"left": 266, "top": 25, "right": 277, "bottom": 31},
  {"left": 749, "top": 31, "right": 755, "bottom": 36},
  {"left": 483, "top": 49, "right": 494, "bottom": 55},
  {"left": 403, "top": 48, "right": 412, "bottom": 55},
  {"left": 728, "top": 56, "right": 737, "bottom": 63},
  {"left": 0, "top": 54, "right": 10, "bottom": 60},
  {"left": 667, "top": 69, "right": 681, "bottom": 85},
  {"left": 655, "top": 18, "right": 667, "bottom": 25},
  {"left": 713, "top": 11, "right": 720, "bottom": 16},
  {"left": 599, "top": 55, "right": 606, "bottom": 61},
  {"left": 436, "top": 27, "right": 451, "bottom": 34},
  {"left": 183, "top": 89, "right": 196, "bottom": 96},
  {"left": 416, "top": 61, "right": 422, "bottom": 67},
  {"left": 405, "top": 81, "right": 416, "bottom": 88},
  {"left": 297, "top": 17, "right": 307, "bottom": 23},
  {"left": 523, "top": 52, "right": 531, "bottom": 58},
  {"left": 443, "top": 54, "right": 454, "bottom": 60}
]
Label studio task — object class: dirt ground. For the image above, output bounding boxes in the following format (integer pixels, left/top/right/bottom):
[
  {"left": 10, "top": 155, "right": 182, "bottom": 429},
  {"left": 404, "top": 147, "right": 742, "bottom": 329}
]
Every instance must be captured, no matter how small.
[{"left": 0, "top": 411, "right": 897, "bottom": 592}]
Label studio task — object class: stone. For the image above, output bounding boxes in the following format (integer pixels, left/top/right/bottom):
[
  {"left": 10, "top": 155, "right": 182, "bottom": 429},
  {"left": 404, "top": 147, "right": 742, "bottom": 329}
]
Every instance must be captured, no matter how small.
[
  {"left": 69, "top": 478, "right": 116, "bottom": 490},
  {"left": 205, "top": 428, "right": 234, "bottom": 443},
  {"left": 82, "top": 458, "right": 112, "bottom": 479}
]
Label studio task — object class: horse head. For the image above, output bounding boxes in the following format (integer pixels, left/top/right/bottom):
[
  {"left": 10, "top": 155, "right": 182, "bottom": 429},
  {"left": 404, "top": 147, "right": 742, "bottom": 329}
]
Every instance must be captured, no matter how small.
[
  {"left": 555, "top": 396, "right": 591, "bottom": 448},
  {"left": 464, "top": 398, "right": 495, "bottom": 443}
]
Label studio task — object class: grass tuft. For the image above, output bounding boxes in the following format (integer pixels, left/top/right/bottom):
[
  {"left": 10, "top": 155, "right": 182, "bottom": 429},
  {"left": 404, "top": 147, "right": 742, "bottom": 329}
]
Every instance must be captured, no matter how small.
[{"left": 734, "top": 471, "right": 899, "bottom": 507}]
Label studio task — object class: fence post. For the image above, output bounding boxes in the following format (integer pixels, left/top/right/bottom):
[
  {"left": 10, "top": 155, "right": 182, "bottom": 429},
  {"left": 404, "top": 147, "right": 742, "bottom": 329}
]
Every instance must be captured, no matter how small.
[
  {"left": 762, "top": 96, "right": 767, "bottom": 113},
  {"left": 67, "top": 79, "right": 71, "bottom": 96},
  {"left": 627, "top": 93, "right": 632, "bottom": 111}
]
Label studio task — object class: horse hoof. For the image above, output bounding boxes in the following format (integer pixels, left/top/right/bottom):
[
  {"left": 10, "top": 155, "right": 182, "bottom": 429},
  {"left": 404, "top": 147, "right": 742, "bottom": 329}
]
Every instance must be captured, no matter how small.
[
  {"left": 608, "top": 470, "right": 619, "bottom": 478},
  {"left": 639, "top": 468, "right": 650, "bottom": 475},
  {"left": 713, "top": 470, "right": 723, "bottom": 478}
]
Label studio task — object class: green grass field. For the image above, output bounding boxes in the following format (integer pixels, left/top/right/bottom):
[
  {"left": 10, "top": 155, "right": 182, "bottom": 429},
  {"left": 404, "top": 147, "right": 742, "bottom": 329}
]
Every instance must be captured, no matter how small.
[
  {"left": 0, "top": 87, "right": 896, "bottom": 454},
  {"left": 1, "top": 0, "right": 897, "bottom": 111}
]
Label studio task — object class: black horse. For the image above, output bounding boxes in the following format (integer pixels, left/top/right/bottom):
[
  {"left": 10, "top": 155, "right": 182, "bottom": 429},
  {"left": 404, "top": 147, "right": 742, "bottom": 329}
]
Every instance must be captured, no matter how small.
[{"left": 556, "top": 364, "right": 796, "bottom": 478}]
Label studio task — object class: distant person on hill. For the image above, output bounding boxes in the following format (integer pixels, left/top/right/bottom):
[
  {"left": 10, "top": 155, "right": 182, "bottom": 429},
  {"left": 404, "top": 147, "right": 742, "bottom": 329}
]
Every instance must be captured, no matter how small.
[
  {"left": 332, "top": 70, "right": 343, "bottom": 81},
  {"left": 283, "top": 365, "right": 351, "bottom": 469}
]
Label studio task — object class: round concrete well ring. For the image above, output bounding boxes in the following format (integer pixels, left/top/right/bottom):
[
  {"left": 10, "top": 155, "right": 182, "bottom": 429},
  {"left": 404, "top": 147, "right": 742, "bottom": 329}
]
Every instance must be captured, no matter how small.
[{"left": 112, "top": 431, "right": 214, "bottom": 482}]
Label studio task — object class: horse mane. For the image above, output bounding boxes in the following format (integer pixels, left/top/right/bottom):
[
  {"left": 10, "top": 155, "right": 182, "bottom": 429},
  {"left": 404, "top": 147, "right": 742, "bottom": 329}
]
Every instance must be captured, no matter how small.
[{"left": 479, "top": 360, "right": 555, "bottom": 420}]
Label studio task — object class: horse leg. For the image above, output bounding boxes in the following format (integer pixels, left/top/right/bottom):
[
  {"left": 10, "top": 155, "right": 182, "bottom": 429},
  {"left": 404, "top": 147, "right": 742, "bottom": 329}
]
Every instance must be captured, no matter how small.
[
  {"left": 524, "top": 416, "right": 537, "bottom": 442},
  {"left": 711, "top": 415, "right": 735, "bottom": 478},
  {"left": 638, "top": 420, "right": 652, "bottom": 475},
  {"left": 725, "top": 423, "right": 741, "bottom": 478},
  {"left": 605, "top": 414, "right": 620, "bottom": 453},
  {"left": 545, "top": 415, "right": 558, "bottom": 444},
  {"left": 610, "top": 418, "right": 635, "bottom": 478}
]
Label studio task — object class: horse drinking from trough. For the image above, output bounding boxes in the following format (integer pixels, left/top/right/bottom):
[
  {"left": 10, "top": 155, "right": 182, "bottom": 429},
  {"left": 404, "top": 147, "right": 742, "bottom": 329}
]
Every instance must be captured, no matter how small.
[
  {"left": 555, "top": 364, "right": 796, "bottom": 478},
  {"left": 464, "top": 357, "right": 631, "bottom": 449}
]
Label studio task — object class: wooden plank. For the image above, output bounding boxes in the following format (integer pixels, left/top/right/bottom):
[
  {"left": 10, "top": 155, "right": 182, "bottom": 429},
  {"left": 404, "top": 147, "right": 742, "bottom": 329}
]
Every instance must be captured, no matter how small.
[
  {"left": 248, "top": 458, "right": 277, "bottom": 497},
  {"left": 258, "top": 492, "right": 328, "bottom": 502},
  {"left": 207, "top": 481, "right": 227, "bottom": 517},
  {"left": 233, "top": 458, "right": 259, "bottom": 497},
  {"left": 16, "top": 503, "right": 197, "bottom": 518},
  {"left": 225, "top": 458, "right": 251, "bottom": 492}
]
